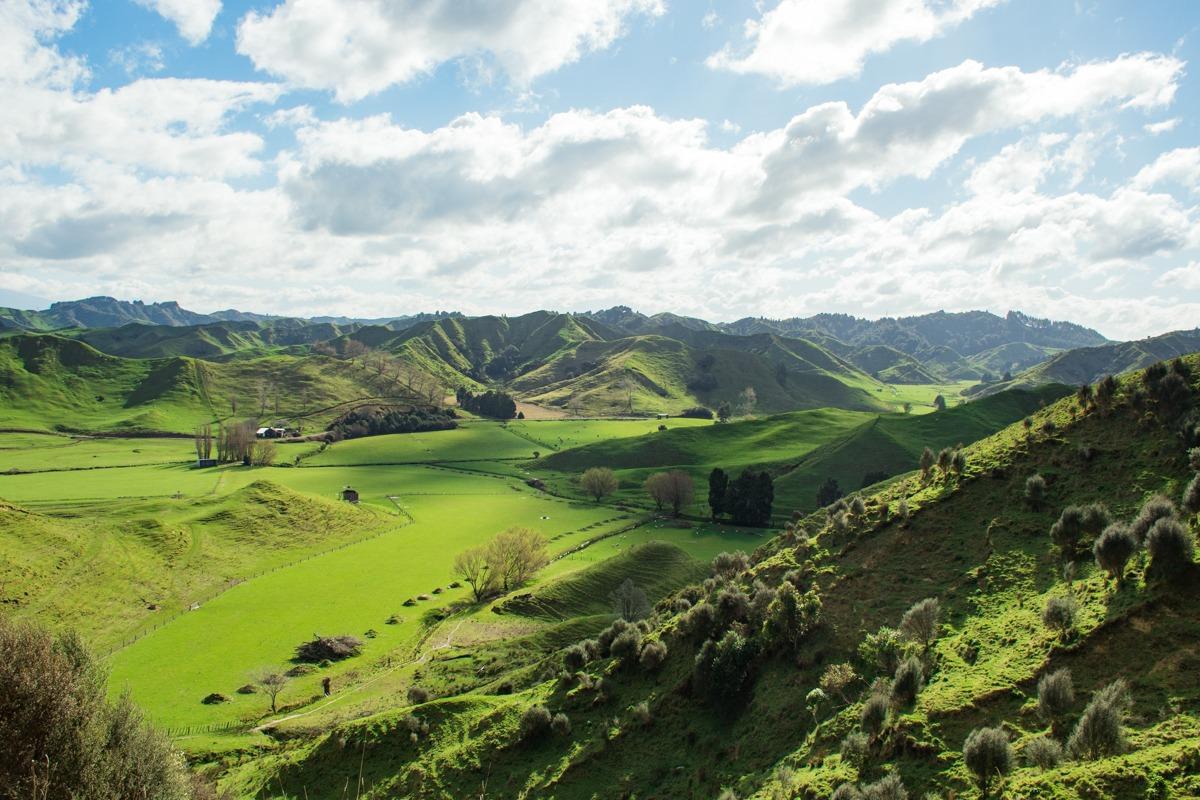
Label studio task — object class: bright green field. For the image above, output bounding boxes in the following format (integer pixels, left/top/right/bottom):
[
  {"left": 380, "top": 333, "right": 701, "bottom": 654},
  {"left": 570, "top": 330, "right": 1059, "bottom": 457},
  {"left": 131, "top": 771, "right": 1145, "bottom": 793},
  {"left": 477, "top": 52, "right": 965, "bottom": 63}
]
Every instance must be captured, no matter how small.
[
  {"left": 302, "top": 424, "right": 539, "bottom": 465},
  {"left": 105, "top": 470, "right": 640, "bottom": 729},
  {"left": 505, "top": 417, "right": 712, "bottom": 452},
  {"left": 0, "top": 433, "right": 195, "bottom": 472}
]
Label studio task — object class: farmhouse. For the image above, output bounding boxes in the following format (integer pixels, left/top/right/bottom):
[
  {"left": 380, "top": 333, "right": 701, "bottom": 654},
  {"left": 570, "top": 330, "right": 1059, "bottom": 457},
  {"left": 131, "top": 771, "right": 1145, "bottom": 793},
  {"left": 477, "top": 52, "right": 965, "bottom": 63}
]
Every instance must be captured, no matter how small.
[
  {"left": 256, "top": 427, "right": 287, "bottom": 439},
  {"left": 341, "top": 486, "right": 359, "bottom": 504}
]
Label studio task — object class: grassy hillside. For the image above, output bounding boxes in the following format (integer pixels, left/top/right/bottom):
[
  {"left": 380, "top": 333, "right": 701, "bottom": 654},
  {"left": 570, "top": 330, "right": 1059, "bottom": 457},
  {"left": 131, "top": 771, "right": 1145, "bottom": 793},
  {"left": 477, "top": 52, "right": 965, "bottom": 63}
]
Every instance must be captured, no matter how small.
[
  {"left": 538, "top": 386, "right": 1066, "bottom": 515},
  {"left": 0, "top": 333, "right": 421, "bottom": 433},
  {"left": 71, "top": 320, "right": 353, "bottom": 360},
  {"left": 969, "top": 328, "right": 1200, "bottom": 397},
  {"left": 223, "top": 353, "right": 1200, "bottom": 800}
]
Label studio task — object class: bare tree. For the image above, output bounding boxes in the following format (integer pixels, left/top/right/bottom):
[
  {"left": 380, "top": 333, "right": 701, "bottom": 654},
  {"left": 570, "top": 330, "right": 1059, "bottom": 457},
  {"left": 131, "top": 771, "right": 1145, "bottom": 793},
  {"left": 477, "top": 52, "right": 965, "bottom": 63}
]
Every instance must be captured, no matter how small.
[
  {"left": 194, "top": 424, "right": 213, "bottom": 461},
  {"left": 645, "top": 470, "right": 694, "bottom": 516},
  {"left": 485, "top": 527, "right": 549, "bottom": 591},
  {"left": 453, "top": 546, "right": 494, "bottom": 602},
  {"left": 736, "top": 386, "right": 758, "bottom": 417},
  {"left": 254, "top": 669, "right": 288, "bottom": 713},
  {"left": 251, "top": 440, "right": 277, "bottom": 467},
  {"left": 610, "top": 578, "right": 650, "bottom": 620},
  {"left": 581, "top": 467, "right": 618, "bottom": 502}
]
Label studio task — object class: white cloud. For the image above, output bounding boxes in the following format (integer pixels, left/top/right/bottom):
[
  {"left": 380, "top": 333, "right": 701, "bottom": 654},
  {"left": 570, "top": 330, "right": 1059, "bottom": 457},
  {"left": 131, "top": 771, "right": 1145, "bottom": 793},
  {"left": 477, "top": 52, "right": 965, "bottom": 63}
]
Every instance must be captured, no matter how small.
[
  {"left": 1132, "top": 147, "right": 1200, "bottom": 193},
  {"left": 1145, "top": 117, "right": 1180, "bottom": 134},
  {"left": 236, "top": 0, "right": 665, "bottom": 102},
  {"left": 708, "top": 0, "right": 1004, "bottom": 86},
  {"left": 0, "top": 0, "right": 88, "bottom": 89},
  {"left": 1156, "top": 262, "right": 1200, "bottom": 291},
  {"left": 133, "top": 0, "right": 221, "bottom": 45},
  {"left": 701, "top": 10, "right": 719, "bottom": 29},
  {"left": 108, "top": 41, "right": 166, "bottom": 77}
]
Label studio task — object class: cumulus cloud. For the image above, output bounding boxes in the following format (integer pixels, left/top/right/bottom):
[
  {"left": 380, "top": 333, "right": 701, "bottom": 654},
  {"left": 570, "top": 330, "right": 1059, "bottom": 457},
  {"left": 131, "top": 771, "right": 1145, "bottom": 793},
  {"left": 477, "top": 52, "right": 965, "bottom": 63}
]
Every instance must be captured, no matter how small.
[
  {"left": 708, "top": 0, "right": 1004, "bottom": 86},
  {"left": 236, "top": 0, "right": 665, "bottom": 102},
  {"left": 1132, "top": 147, "right": 1200, "bottom": 193},
  {"left": 133, "top": 0, "right": 221, "bottom": 45},
  {"left": 1145, "top": 117, "right": 1180, "bottom": 134}
]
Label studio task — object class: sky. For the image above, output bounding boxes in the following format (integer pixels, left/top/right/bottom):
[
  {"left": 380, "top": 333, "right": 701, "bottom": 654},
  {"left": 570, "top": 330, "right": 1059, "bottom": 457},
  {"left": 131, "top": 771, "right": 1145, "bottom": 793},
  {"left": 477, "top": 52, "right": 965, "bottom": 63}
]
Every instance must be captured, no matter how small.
[{"left": 0, "top": 0, "right": 1198, "bottom": 339}]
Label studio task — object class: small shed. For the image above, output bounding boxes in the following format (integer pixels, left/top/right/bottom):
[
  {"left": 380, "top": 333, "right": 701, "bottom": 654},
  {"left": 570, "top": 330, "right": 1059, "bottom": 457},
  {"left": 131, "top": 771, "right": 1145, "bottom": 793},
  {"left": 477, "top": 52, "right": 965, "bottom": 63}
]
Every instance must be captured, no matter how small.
[
  {"left": 195, "top": 458, "right": 218, "bottom": 468},
  {"left": 341, "top": 486, "right": 359, "bottom": 504}
]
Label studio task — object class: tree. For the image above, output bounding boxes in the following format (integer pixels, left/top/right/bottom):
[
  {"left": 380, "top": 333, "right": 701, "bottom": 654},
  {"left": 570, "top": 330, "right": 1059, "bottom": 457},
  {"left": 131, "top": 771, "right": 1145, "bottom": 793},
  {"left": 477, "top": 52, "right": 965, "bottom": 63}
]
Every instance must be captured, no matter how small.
[
  {"left": 1076, "top": 383, "right": 1094, "bottom": 412},
  {"left": 726, "top": 469, "right": 774, "bottom": 526},
  {"left": 717, "top": 401, "right": 732, "bottom": 423},
  {"left": 963, "top": 727, "right": 1012, "bottom": 797},
  {"left": 936, "top": 447, "right": 954, "bottom": 483},
  {"left": 1093, "top": 523, "right": 1137, "bottom": 585},
  {"left": 1037, "top": 667, "right": 1074, "bottom": 737},
  {"left": 610, "top": 578, "right": 650, "bottom": 621},
  {"left": 806, "top": 687, "right": 827, "bottom": 725},
  {"left": 580, "top": 467, "right": 618, "bottom": 502},
  {"left": 1068, "top": 679, "right": 1130, "bottom": 760},
  {"left": 817, "top": 477, "right": 844, "bottom": 508},
  {"left": 762, "top": 582, "right": 822, "bottom": 651},
  {"left": 708, "top": 468, "right": 729, "bottom": 519},
  {"left": 951, "top": 449, "right": 967, "bottom": 480},
  {"left": 194, "top": 423, "right": 213, "bottom": 461},
  {"left": 1050, "top": 503, "right": 1110, "bottom": 561},
  {"left": 647, "top": 470, "right": 694, "bottom": 516},
  {"left": 251, "top": 440, "right": 277, "bottom": 466},
  {"left": 0, "top": 618, "right": 192, "bottom": 800},
  {"left": 1146, "top": 517, "right": 1195, "bottom": 583},
  {"left": 1043, "top": 596, "right": 1076, "bottom": 640},
  {"left": 692, "top": 630, "right": 759, "bottom": 704},
  {"left": 933, "top": 394, "right": 947, "bottom": 411},
  {"left": 899, "top": 597, "right": 941, "bottom": 654},
  {"left": 452, "top": 546, "right": 493, "bottom": 601},
  {"left": 1095, "top": 374, "right": 1118, "bottom": 413},
  {"left": 255, "top": 668, "right": 288, "bottom": 713},
  {"left": 919, "top": 447, "right": 935, "bottom": 482},
  {"left": 485, "top": 527, "right": 549, "bottom": 591}
]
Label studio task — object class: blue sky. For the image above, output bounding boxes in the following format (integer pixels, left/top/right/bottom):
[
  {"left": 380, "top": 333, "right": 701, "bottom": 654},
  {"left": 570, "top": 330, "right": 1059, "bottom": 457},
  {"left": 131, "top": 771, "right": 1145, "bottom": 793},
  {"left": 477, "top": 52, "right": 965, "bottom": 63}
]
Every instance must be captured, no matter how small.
[{"left": 1, "top": 0, "right": 1198, "bottom": 338}]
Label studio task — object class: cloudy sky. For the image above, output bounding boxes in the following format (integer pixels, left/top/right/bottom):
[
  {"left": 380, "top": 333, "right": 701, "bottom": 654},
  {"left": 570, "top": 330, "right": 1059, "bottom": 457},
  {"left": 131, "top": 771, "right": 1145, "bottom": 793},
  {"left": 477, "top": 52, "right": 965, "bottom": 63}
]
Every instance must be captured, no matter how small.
[{"left": 1, "top": 0, "right": 1197, "bottom": 338}]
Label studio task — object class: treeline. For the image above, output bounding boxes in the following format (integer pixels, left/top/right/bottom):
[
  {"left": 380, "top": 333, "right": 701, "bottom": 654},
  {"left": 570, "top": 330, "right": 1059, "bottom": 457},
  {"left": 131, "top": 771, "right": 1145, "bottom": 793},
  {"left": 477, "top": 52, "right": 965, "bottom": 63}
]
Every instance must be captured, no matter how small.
[
  {"left": 326, "top": 405, "right": 457, "bottom": 441},
  {"left": 708, "top": 468, "right": 774, "bottom": 526},
  {"left": 456, "top": 388, "right": 517, "bottom": 419}
]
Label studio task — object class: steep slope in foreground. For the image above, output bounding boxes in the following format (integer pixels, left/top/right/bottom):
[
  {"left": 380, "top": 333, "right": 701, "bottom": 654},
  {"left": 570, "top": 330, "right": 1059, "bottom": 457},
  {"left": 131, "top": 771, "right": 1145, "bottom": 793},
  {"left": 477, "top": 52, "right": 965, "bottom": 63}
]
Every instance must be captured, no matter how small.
[{"left": 223, "top": 355, "right": 1200, "bottom": 798}]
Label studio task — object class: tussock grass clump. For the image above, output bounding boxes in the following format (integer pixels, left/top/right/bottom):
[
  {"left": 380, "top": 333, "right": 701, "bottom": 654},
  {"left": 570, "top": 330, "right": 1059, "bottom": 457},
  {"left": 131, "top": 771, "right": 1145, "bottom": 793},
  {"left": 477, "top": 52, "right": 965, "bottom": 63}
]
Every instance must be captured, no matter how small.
[
  {"left": 1042, "top": 596, "right": 1077, "bottom": 641},
  {"left": 1037, "top": 668, "right": 1074, "bottom": 734}
]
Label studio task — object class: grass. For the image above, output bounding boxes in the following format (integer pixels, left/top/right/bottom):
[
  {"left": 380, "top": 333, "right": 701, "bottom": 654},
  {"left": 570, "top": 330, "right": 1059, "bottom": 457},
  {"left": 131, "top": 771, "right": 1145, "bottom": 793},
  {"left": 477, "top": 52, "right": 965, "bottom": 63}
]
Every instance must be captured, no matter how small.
[{"left": 0, "top": 433, "right": 195, "bottom": 472}]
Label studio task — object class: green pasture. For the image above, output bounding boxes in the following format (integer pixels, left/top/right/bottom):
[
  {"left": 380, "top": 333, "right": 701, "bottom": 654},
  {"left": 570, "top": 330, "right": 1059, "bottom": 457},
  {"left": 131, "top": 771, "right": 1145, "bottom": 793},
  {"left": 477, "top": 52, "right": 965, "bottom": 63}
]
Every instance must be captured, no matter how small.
[
  {"left": 301, "top": 424, "right": 538, "bottom": 465},
  {"left": 874, "top": 379, "right": 978, "bottom": 413},
  {"left": 505, "top": 416, "right": 712, "bottom": 452},
  {"left": 104, "top": 468, "right": 636, "bottom": 729},
  {"left": 0, "top": 433, "right": 195, "bottom": 472}
]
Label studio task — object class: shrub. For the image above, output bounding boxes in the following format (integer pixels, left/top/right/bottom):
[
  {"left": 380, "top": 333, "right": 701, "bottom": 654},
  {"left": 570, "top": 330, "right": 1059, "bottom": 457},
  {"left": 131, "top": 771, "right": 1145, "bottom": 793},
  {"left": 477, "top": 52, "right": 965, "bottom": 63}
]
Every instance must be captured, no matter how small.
[
  {"left": 550, "top": 712, "right": 571, "bottom": 737},
  {"left": 1184, "top": 474, "right": 1200, "bottom": 515},
  {"left": 1130, "top": 495, "right": 1177, "bottom": 544},
  {"left": 0, "top": 619, "right": 192, "bottom": 800},
  {"left": 963, "top": 727, "right": 1012, "bottom": 796},
  {"left": 859, "top": 626, "right": 905, "bottom": 674},
  {"left": 679, "top": 406, "right": 714, "bottom": 419},
  {"left": 295, "top": 634, "right": 364, "bottom": 662},
  {"left": 580, "top": 467, "right": 618, "bottom": 501},
  {"left": 609, "top": 629, "right": 644, "bottom": 667},
  {"left": 1037, "top": 668, "right": 1074, "bottom": 733},
  {"left": 639, "top": 639, "right": 668, "bottom": 672},
  {"left": 597, "top": 618, "right": 632, "bottom": 656},
  {"left": 563, "top": 643, "right": 588, "bottom": 671},
  {"left": 832, "top": 784, "right": 863, "bottom": 800},
  {"left": 407, "top": 686, "right": 430, "bottom": 705},
  {"left": 849, "top": 496, "right": 867, "bottom": 517},
  {"left": 519, "top": 705, "right": 553, "bottom": 742},
  {"left": 860, "top": 693, "right": 889, "bottom": 738},
  {"left": 715, "top": 587, "right": 752, "bottom": 629},
  {"left": 711, "top": 550, "right": 750, "bottom": 577},
  {"left": 763, "top": 582, "right": 822, "bottom": 651},
  {"left": 1068, "top": 679, "right": 1130, "bottom": 760},
  {"left": 861, "top": 772, "right": 907, "bottom": 800},
  {"left": 1024, "top": 474, "right": 1047, "bottom": 510},
  {"left": 821, "top": 662, "right": 858, "bottom": 702},
  {"left": 840, "top": 731, "right": 869, "bottom": 771},
  {"left": 890, "top": 656, "right": 924, "bottom": 706},
  {"left": 1093, "top": 523, "right": 1137, "bottom": 584},
  {"left": 1049, "top": 503, "right": 1110, "bottom": 559},
  {"left": 899, "top": 597, "right": 941, "bottom": 653},
  {"left": 1042, "top": 596, "right": 1077, "bottom": 640},
  {"left": 693, "top": 630, "right": 759, "bottom": 704},
  {"left": 1146, "top": 517, "right": 1195, "bottom": 583},
  {"left": 580, "top": 639, "right": 600, "bottom": 661},
  {"left": 680, "top": 601, "right": 716, "bottom": 641},
  {"left": 1024, "top": 736, "right": 1063, "bottom": 770},
  {"left": 1188, "top": 448, "right": 1200, "bottom": 471},
  {"left": 632, "top": 701, "right": 652, "bottom": 728}
]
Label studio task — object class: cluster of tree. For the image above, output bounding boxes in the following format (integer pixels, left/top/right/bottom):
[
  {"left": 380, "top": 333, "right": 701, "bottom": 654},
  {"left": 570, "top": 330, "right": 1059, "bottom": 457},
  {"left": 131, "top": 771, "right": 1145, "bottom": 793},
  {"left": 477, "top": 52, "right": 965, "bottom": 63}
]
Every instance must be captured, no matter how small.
[
  {"left": 1, "top": 617, "right": 205, "bottom": 800},
  {"left": 678, "top": 406, "right": 714, "bottom": 419},
  {"left": 215, "top": 419, "right": 257, "bottom": 463},
  {"left": 482, "top": 345, "right": 522, "bottom": 380},
  {"left": 326, "top": 405, "right": 457, "bottom": 441},
  {"left": 644, "top": 470, "right": 695, "bottom": 516},
  {"left": 452, "top": 526, "right": 549, "bottom": 602},
  {"left": 456, "top": 388, "right": 517, "bottom": 419},
  {"left": 687, "top": 354, "right": 719, "bottom": 393},
  {"left": 316, "top": 340, "right": 447, "bottom": 406},
  {"left": 708, "top": 468, "right": 774, "bottom": 526}
]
